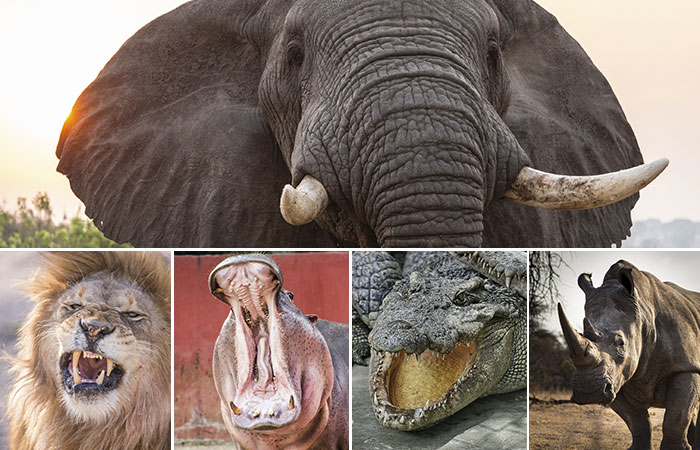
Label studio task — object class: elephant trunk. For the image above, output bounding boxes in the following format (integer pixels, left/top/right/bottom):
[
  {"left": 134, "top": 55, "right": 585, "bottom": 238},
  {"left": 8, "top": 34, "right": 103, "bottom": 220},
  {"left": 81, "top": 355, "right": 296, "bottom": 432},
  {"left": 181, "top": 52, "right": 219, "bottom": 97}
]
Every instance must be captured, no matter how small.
[{"left": 360, "top": 106, "right": 496, "bottom": 248}]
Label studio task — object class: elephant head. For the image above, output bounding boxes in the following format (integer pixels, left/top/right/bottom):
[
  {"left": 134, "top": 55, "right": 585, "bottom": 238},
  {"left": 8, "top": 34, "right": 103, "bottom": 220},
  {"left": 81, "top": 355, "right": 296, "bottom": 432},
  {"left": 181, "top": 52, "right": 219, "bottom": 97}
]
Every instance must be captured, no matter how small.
[
  {"left": 56, "top": 0, "right": 667, "bottom": 247},
  {"left": 558, "top": 263, "right": 648, "bottom": 405}
]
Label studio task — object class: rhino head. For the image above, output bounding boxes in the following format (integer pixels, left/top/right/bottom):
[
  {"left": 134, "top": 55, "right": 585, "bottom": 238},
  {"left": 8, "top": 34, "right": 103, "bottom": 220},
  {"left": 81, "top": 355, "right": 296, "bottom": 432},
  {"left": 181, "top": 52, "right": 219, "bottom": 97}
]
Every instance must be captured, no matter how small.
[{"left": 558, "top": 262, "right": 645, "bottom": 405}]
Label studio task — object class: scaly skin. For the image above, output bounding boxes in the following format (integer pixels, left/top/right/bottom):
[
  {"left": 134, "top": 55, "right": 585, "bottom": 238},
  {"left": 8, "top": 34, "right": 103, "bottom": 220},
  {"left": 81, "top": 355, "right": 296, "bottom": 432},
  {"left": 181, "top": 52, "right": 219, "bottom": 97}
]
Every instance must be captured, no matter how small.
[{"left": 354, "top": 251, "right": 526, "bottom": 430}]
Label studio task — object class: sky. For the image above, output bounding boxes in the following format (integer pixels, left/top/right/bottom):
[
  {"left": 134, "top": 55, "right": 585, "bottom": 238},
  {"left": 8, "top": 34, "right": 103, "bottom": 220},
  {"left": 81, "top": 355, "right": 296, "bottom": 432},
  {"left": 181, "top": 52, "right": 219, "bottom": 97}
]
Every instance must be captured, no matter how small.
[
  {"left": 0, "top": 251, "right": 40, "bottom": 335},
  {"left": 0, "top": 0, "right": 698, "bottom": 223},
  {"left": 541, "top": 250, "right": 700, "bottom": 337}
]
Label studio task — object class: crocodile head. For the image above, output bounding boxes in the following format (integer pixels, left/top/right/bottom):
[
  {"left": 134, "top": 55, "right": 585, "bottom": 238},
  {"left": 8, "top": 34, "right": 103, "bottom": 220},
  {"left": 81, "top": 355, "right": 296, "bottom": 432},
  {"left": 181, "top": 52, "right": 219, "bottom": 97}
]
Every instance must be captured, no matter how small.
[{"left": 367, "top": 253, "right": 524, "bottom": 430}]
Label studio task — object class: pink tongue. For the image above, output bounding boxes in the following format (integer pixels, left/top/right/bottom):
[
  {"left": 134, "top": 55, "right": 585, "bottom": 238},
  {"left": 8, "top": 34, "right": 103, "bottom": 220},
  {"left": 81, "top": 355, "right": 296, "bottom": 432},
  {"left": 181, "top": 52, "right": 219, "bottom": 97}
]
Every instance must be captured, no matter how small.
[{"left": 79, "top": 356, "right": 106, "bottom": 379}]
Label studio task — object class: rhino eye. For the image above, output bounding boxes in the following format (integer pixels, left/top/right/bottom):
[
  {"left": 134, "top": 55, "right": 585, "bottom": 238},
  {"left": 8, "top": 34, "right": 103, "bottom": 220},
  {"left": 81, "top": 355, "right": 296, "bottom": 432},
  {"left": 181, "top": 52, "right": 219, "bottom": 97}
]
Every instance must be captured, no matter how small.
[{"left": 614, "top": 335, "right": 626, "bottom": 349}]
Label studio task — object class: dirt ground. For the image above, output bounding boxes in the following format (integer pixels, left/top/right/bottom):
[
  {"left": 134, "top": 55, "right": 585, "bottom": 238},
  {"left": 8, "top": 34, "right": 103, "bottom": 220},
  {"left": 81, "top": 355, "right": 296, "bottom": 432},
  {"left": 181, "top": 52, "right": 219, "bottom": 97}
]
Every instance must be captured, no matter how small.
[{"left": 529, "top": 391, "right": 664, "bottom": 450}]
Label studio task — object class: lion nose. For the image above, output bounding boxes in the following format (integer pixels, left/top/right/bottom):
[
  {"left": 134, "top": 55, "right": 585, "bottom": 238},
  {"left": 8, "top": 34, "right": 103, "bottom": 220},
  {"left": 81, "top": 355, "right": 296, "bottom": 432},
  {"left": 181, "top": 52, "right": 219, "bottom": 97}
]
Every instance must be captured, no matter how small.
[{"left": 80, "top": 319, "right": 115, "bottom": 338}]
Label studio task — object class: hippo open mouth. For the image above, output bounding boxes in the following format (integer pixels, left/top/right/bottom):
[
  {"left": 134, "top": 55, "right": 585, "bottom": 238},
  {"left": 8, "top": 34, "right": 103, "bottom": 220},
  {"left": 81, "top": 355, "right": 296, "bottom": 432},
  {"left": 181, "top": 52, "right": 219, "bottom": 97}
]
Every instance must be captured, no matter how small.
[
  {"left": 210, "top": 255, "right": 300, "bottom": 430},
  {"left": 59, "top": 350, "right": 124, "bottom": 395}
]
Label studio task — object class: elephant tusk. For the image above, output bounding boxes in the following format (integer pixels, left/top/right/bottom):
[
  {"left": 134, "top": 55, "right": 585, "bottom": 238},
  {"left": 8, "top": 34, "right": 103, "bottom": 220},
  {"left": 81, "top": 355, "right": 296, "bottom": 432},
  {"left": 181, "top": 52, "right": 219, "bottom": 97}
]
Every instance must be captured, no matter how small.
[
  {"left": 504, "top": 158, "right": 669, "bottom": 210},
  {"left": 280, "top": 175, "right": 329, "bottom": 226}
]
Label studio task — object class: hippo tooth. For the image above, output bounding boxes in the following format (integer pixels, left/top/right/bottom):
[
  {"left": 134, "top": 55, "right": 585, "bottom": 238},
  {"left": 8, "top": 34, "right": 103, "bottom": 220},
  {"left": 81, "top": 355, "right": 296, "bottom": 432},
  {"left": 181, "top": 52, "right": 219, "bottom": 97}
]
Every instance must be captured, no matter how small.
[
  {"left": 106, "top": 359, "right": 114, "bottom": 376},
  {"left": 253, "top": 409, "right": 261, "bottom": 418},
  {"left": 72, "top": 350, "right": 81, "bottom": 385},
  {"left": 215, "top": 287, "right": 223, "bottom": 293},
  {"left": 289, "top": 395, "right": 295, "bottom": 410},
  {"left": 96, "top": 370, "right": 105, "bottom": 385},
  {"left": 230, "top": 401, "right": 241, "bottom": 415},
  {"left": 268, "top": 408, "right": 274, "bottom": 417}
]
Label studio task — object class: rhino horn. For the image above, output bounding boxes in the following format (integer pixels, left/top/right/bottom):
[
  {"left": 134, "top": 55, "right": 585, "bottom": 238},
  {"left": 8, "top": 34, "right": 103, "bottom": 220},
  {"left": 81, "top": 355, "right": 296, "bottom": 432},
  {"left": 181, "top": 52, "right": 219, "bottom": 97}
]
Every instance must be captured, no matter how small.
[
  {"left": 583, "top": 317, "right": 604, "bottom": 342},
  {"left": 558, "top": 303, "right": 601, "bottom": 368}
]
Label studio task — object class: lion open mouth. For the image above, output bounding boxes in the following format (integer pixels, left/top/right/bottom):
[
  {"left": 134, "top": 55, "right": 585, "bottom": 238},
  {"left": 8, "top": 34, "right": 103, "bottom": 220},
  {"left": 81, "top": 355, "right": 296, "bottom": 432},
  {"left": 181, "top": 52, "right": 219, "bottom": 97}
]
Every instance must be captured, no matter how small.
[{"left": 60, "top": 350, "right": 124, "bottom": 394}]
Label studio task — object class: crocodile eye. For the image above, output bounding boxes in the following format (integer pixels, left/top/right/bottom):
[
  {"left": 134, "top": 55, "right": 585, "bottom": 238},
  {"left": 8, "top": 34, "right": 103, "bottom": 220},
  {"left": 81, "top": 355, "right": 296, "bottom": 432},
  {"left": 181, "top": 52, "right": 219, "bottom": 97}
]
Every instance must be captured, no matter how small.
[{"left": 452, "top": 291, "right": 476, "bottom": 306}]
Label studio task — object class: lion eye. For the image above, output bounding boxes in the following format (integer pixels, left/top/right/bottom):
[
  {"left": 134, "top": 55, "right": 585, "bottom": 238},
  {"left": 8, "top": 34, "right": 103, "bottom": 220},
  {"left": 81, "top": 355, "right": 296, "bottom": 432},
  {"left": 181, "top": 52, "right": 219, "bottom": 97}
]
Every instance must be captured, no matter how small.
[
  {"left": 124, "top": 311, "right": 145, "bottom": 320},
  {"left": 64, "top": 303, "right": 82, "bottom": 311}
]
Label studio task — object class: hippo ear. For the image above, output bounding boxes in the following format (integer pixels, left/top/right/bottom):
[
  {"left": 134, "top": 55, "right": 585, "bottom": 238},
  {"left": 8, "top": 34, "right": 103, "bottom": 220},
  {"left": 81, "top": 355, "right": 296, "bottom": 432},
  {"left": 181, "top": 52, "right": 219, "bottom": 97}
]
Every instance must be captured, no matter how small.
[
  {"left": 306, "top": 314, "right": 319, "bottom": 325},
  {"left": 56, "top": 0, "right": 331, "bottom": 247},
  {"left": 483, "top": 0, "right": 643, "bottom": 247},
  {"left": 616, "top": 268, "right": 635, "bottom": 296}
]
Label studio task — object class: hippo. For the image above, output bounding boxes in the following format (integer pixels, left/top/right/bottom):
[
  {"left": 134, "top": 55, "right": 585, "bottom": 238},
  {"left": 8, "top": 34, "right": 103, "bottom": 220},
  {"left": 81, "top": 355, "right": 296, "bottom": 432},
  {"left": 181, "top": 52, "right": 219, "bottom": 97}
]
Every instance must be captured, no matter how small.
[
  {"left": 558, "top": 260, "right": 700, "bottom": 450},
  {"left": 208, "top": 254, "right": 349, "bottom": 449}
]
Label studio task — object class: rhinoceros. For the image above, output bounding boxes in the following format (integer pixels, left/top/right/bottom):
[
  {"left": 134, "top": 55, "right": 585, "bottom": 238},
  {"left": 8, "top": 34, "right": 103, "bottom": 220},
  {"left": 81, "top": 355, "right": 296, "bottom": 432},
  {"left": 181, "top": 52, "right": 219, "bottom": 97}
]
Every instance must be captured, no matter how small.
[{"left": 558, "top": 259, "right": 700, "bottom": 450}]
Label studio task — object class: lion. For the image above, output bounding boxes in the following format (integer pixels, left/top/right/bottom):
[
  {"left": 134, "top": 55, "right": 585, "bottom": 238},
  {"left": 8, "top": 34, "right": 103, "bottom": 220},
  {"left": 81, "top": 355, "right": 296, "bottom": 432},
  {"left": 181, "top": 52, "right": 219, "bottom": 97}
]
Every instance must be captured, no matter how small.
[{"left": 6, "top": 251, "right": 171, "bottom": 450}]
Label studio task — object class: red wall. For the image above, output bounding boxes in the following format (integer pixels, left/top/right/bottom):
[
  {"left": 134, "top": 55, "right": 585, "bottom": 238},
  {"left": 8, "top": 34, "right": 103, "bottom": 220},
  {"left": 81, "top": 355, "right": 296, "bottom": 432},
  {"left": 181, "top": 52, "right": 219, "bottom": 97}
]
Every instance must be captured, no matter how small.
[{"left": 174, "top": 252, "right": 349, "bottom": 440}]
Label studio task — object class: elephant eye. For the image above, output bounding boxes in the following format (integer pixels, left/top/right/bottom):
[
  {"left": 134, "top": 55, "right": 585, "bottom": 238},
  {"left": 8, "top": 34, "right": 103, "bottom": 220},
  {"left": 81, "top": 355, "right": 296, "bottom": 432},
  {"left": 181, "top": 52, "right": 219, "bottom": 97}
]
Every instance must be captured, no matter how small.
[{"left": 287, "top": 41, "right": 304, "bottom": 67}]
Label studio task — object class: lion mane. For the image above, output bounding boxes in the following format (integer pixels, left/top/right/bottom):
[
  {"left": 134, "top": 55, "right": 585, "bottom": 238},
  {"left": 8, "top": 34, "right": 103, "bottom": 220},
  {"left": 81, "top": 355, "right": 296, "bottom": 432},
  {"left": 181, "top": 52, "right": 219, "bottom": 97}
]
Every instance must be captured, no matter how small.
[{"left": 6, "top": 251, "right": 170, "bottom": 450}]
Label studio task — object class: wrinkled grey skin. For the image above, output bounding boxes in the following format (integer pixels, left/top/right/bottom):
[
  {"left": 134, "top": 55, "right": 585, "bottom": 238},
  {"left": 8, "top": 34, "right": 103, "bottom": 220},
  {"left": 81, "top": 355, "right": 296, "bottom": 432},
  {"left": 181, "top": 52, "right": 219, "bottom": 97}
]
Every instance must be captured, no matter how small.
[
  {"left": 56, "top": 0, "right": 643, "bottom": 248},
  {"left": 354, "top": 251, "right": 526, "bottom": 430},
  {"left": 209, "top": 254, "right": 349, "bottom": 449},
  {"left": 559, "top": 260, "right": 700, "bottom": 450}
]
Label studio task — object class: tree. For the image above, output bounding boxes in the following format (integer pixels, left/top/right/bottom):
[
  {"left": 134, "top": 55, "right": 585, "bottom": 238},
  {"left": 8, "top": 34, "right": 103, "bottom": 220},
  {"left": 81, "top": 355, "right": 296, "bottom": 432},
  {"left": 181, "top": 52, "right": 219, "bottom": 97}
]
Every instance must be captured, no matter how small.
[
  {"left": 0, "top": 193, "right": 130, "bottom": 248},
  {"left": 528, "top": 251, "right": 568, "bottom": 332}
]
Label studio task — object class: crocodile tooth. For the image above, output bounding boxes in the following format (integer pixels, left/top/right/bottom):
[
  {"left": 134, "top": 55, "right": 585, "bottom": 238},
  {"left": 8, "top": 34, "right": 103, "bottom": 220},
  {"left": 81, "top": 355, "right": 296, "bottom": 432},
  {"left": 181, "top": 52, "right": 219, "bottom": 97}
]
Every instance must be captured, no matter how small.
[
  {"left": 424, "top": 400, "right": 430, "bottom": 409},
  {"left": 416, "top": 353, "right": 421, "bottom": 363},
  {"left": 399, "top": 416, "right": 405, "bottom": 424},
  {"left": 505, "top": 275, "right": 513, "bottom": 288}
]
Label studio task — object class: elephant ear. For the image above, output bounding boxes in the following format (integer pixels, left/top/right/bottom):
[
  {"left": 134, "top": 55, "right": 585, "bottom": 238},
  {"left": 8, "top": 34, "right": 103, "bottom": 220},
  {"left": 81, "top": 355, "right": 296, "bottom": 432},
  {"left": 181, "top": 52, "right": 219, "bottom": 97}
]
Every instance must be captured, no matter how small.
[
  {"left": 56, "top": 0, "right": 334, "bottom": 247},
  {"left": 482, "top": 0, "right": 644, "bottom": 247}
]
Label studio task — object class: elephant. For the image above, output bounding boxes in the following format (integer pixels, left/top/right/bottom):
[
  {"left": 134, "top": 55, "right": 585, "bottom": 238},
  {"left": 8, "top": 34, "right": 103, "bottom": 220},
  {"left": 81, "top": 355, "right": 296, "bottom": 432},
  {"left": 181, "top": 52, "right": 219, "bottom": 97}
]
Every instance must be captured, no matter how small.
[{"left": 55, "top": 0, "right": 667, "bottom": 248}]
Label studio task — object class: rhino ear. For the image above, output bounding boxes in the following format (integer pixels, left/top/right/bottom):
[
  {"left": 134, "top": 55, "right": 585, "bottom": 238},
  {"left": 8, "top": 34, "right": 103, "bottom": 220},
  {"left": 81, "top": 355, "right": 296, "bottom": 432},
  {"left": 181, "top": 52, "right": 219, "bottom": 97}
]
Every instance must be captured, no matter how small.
[
  {"left": 577, "top": 273, "right": 595, "bottom": 295},
  {"left": 617, "top": 268, "right": 635, "bottom": 296},
  {"left": 56, "top": 0, "right": 331, "bottom": 247},
  {"left": 483, "top": 0, "right": 643, "bottom": 247}
]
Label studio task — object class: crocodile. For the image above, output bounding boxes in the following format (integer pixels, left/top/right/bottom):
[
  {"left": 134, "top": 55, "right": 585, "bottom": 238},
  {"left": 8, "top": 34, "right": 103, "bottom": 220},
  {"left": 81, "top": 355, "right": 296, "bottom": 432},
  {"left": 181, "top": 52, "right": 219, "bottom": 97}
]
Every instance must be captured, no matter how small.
[{"left": 352, "top": 251, "right": 526, "bottom": 430}]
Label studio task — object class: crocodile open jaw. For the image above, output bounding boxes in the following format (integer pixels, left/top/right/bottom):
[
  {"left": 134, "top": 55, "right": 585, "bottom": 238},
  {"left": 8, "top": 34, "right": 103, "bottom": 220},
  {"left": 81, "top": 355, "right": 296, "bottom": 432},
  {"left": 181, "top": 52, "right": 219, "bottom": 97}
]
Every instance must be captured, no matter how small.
[{"left": 370, "top": 340, "right": 478, "bottom": 430}]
